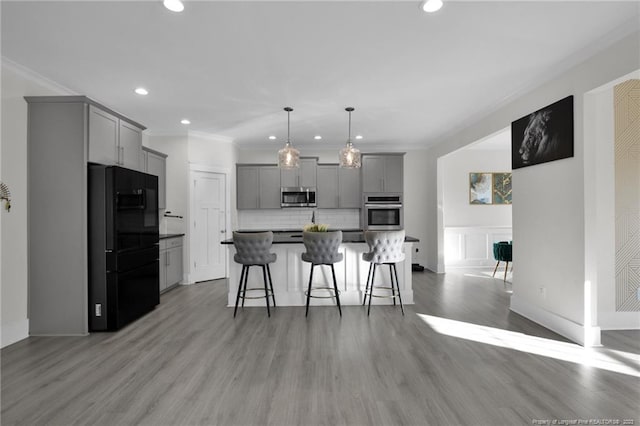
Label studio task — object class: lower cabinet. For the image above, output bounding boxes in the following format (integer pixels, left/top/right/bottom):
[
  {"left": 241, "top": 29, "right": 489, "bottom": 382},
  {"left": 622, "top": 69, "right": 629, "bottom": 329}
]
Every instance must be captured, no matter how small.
[{"left": 160, "top": 236, "right": 183, "bottom": 293}]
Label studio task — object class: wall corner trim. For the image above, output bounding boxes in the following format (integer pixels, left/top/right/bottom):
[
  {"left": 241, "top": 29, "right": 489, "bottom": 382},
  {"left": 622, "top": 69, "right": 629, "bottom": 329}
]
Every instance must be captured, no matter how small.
[
  {"left": 1, "top": 319, "right": 29, "bottom": 348},
  {"left": 510, "top": 295, "right": 601, "bottom": 347}
]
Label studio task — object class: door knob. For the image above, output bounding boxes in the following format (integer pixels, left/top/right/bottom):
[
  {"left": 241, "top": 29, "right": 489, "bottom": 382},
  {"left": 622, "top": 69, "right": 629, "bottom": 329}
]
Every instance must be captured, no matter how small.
[{"left": 220, "top": 230, "right": 226, "bottom": 233}]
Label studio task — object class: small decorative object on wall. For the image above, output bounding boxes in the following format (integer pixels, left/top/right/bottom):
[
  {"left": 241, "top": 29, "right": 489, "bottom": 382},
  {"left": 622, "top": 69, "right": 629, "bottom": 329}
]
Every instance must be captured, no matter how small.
[
  {"left": 469, "top": 172, "right": 492, "bottom": 204},
  {"left": 0, "top": 182, "right": 11, "bottom": 212},
  {"left": 511, "top": 95, "right": 574, "bottom": 169},
  {"left": 492, "top": 172, "right": 512, "bottom": 205}
]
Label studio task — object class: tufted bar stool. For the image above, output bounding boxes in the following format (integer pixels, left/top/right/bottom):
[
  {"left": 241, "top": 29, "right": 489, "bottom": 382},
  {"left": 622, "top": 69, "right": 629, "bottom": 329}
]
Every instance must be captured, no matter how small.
[
  {"left": 232, "top": 231, "right": 277, "bottom": 317},
  {"left": 362, "top": 230, "right": 405, "bottom": 315},
  {"left": 302, "top": 230, "right": 343, "bottom": 317}
]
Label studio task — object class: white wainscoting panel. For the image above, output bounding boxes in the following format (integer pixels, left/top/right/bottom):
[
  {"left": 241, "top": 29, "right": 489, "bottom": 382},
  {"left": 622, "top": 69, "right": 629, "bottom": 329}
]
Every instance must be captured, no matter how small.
[{"left": 445, "top": 226, "right": 512, "bottom": 268}]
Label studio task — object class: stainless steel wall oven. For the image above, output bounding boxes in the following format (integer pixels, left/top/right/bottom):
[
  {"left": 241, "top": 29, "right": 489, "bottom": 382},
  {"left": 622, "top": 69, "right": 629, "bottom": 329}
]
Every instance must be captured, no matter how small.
[{"left": 363, "top": 193, "right": 403, "bottom": 230}]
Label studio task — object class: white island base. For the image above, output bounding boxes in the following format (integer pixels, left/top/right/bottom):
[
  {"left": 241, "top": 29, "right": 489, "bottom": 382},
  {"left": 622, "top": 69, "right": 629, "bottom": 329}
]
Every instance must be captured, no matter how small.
[{"left": 226, "top": 242, "right": 414, "bottom": 307}]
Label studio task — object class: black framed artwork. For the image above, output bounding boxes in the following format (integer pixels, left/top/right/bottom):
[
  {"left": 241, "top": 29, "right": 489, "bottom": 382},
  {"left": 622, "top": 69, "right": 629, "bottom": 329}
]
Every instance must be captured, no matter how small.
[{"left": 511, "top": 95, "right": 574, "bottom": 169}]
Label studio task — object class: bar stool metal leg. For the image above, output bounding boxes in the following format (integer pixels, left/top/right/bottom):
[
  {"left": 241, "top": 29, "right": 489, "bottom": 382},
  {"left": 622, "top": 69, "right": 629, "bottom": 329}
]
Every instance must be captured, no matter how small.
[
  {"left": 241, "top": 266, "right": 249, "bottom": 308},
  {"left": 262, "top": 265, "right": 271, "bottom": 317},
  {"left": 234, "top": 265, "right": 247, "bottom": 317},
  {"left": 266, "top": 264, "right": 276, "bottom": 307},
  {"left": 330, "top": 264, "right": 342, "bottom": 317},
  {"left": 367, "top": 264, "right": 377, "bottom": 316},
  {"left": 392, "top": 263, "right": 404, "bottom": 315},
  {"left": 305, "top": 265, "right": 314, "bottom": 317},
  {"left": 363, "top": 263, "right": 373, "bottom": 306},
  {"left": 388, "top": 264, "right": 396, "bottom": 306}
]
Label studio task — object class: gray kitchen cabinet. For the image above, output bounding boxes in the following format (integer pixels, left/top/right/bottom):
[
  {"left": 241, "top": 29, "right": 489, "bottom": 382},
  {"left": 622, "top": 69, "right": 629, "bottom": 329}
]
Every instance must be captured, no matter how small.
[
  {"left": 338, "top": 166, "right": 362, "bottom": 208},
  {"left": 118, "top": 121, "right": 142, "bottom": 170},
  {"left": 141, "top": 147, "right": 167, "bottom": 209},
  {"left": 237, "top": 165, "right": 281, "bottom": 209},
  {"left": 259, "top": 166, "right": 282, "bottom": 209},
  {"left": 237, "top": 166, "right": 259, "bottom": 209},
  {"left": 88, "top": 104, "right": 143, "bottom": 170},
  {"left": 280, "top": 158, "right": 317, "bottom": 187},
  {"left": 24, "top": 96, "right": 146, "bottom": 335},
  {"left": 160, "top": 236, "right": 183, "bottom": 293},
  {"left": 317, "top": 164, "right": 362, "bottom": 209},
  {"left": 88, "top": 105, "right": 119, "bottom": 166},
  {"left": 317, "top": 165, "right": 339, "bottom": 208},
  {"left": 362, "top": 154, "right": 404, "bottom": 193}
]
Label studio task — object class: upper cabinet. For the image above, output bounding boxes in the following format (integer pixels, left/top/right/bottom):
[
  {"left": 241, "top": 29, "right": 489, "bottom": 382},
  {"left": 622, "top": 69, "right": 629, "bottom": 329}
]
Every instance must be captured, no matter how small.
[
  {"left": 281, "top": 158, "right": 317, "bottom": 187},
  {"left": 141, "top": 147, "right": 167, "bottom": 209},
  {"left": 88, "top": 104, "right": 143, "bottom": 170},
  {"left": 237, "top": 165, "right": 281, "bottom": 209},
  {"left": 338, "top": 166, "right": 362, "bottom": 208},
  {"left": 118, "top": 121, "right": 142, "bottom": 170},
  {"left": 317, "top": 164, "right": 362, "bottom": 209},
  {"left": 317, "top": 165, "right": 339, "bottom": 208},
  {"left": 362, "top": 154, "right": 404, "bottom": 193}
]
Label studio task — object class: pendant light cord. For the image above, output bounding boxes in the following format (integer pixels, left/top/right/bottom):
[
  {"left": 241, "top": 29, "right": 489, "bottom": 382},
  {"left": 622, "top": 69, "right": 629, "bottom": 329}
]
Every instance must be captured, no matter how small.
[{"left": 287, "top": 109, "right": 290, "bottom": 143}]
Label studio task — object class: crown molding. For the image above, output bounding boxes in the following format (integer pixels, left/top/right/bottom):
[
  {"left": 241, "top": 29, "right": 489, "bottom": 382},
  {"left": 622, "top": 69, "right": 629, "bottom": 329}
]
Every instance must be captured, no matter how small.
[
  {"left": 1, "top": 56, "right": 78, "bottom": 96},
  {"left": 188, "top": 130, "right": 234, "bottom": 144},
  {"left": 144, "top": 130, "right": 188, "bottom": 138}
]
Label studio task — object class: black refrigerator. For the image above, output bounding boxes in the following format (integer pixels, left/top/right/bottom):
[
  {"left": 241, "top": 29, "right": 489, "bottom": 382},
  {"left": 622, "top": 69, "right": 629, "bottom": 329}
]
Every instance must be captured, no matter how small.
[{"left": 88, "top": 164, "right": 160, "bottom": 331}]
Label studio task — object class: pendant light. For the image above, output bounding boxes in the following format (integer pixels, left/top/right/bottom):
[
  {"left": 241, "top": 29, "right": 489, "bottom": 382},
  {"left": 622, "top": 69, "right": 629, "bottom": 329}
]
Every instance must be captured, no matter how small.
[
  {"left": 278, "top": 107, "right": 300, "bottom": 169},
  {"left": 339, "top": 107, "right": 361, "bottom": 168}
]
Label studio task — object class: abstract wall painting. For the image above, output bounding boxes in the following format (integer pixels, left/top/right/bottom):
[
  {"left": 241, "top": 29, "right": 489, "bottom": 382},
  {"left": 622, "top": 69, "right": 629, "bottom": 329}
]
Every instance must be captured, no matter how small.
[
  {"left": 469, "top": 173, "right": 492, "bottom": 204},
  {"left": 511, "top": 95, "right": 574, "bottom": 169},
  {"left": 492, "top": 173, "right": 512, "bottom": 205},
  {"left": 469, "top": 172, "right": 512, "bottom": 205}
]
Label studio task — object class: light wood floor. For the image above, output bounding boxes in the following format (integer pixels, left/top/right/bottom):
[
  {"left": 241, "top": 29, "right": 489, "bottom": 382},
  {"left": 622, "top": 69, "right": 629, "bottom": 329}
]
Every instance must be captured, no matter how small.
[{"left": 2, "top": 269, "right": 639, "bottom": 426}]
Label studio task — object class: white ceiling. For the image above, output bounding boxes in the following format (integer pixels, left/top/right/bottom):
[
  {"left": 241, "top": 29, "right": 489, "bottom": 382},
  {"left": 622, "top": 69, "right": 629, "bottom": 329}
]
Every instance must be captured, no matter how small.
[{"left": 2, "top": 1, "right": 638, "bottom": 150}]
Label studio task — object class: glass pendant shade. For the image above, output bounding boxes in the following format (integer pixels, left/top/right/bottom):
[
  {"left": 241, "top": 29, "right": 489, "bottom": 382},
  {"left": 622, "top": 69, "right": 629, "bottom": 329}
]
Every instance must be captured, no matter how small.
[
  {"left": 339, "top": 142, "right": 361, "bottom": 168},
  {"left": 278, "top": 141, "right": 300, "bottom": 169},
  {"left": 339, "top": 107, "right": 362, "bottom": 168},
  {"left": 278, "top": 107, "right": 300, "bottom": 169}
]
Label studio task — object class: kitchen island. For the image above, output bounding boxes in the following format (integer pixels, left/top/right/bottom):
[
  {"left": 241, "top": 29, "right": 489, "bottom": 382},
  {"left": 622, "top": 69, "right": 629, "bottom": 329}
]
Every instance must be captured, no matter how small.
[{"left": 222, "top": 231, "right": 418, "bottom": 308}]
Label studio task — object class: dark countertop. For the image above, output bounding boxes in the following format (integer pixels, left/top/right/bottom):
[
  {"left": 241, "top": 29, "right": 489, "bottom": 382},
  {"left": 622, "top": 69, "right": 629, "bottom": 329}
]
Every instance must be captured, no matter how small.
[
  {"left": 221, "top": 230, "right": 419, "bottom": 245},
  {"left": 160, "top": 233, "right": 185, "bottom": 240}
]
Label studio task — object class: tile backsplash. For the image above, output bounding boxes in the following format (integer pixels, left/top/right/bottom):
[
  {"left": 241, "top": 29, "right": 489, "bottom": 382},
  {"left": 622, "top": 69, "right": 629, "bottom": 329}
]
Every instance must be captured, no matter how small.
[{"left": 238, "top": 208, "right": 360, "bottom": 231}]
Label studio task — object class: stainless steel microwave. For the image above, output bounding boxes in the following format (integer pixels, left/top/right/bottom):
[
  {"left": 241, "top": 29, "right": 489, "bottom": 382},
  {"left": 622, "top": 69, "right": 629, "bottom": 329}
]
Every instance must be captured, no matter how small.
[
  {"left": 363, "top": 193, "right": 403, "bottom": 230},
  {"left": 281, "top": 187, "right": 317, "bottom": 208}
]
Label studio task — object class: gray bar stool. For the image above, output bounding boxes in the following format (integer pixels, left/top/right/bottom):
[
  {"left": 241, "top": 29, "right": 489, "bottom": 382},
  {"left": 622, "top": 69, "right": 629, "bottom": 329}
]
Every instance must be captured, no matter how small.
[
  {"left": 232, "top": 231, "right": 277, "bottom": 317},
  {"left": 302, "top": 230, "right": 343, "bottom": 317},
  {"left": 362, "top": 230, "right": 405, "bottom": 315}
]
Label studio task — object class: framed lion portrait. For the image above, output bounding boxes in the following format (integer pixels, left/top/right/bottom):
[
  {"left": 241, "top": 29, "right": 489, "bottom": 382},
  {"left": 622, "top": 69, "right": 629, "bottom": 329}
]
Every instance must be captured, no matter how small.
[{"left": 511, "top": 96, "right": 574, "bottom": 169}]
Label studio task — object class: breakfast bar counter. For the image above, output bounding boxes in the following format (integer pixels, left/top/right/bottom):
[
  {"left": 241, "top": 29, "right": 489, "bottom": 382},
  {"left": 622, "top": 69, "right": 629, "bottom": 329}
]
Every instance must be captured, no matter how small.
[{"left": 222, "top": 231, "right": 418, "bottom": 308}]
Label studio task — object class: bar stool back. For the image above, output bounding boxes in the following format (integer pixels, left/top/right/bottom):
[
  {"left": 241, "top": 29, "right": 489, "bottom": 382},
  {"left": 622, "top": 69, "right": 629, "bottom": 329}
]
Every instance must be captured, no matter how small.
[
  {"left": 362, "top": 230, "right": 405, "bottom": 315},
  {"left": 302, "top": 230, "right": 343, "bottom": 317},
  {"left": 232, "top": 231, "right": 277, "bottom": 317}
]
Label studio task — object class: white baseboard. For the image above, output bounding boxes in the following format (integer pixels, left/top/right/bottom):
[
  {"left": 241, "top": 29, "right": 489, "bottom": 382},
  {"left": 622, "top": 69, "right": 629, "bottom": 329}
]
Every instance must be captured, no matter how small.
[
  {"left": 1, "top": 318, "right": 29, "bottom": 348},
  {"left": 510, "top": 295, "right": 601, "bottom": 347},
  {"left": 598, "top": 312, "right": 640, "bottom": 330}
]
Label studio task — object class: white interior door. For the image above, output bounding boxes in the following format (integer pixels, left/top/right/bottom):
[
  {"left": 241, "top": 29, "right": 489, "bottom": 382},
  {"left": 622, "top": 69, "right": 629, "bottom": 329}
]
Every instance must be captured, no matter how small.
[{"left": 190, "top": 171, "right": 226, "bottom": 282}]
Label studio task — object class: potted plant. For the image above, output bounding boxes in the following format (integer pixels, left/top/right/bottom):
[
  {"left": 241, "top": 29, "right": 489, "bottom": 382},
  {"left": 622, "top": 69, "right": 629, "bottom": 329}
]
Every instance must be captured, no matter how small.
[{"left": 303, "top": 223, "right": 329, "bottom": 232}]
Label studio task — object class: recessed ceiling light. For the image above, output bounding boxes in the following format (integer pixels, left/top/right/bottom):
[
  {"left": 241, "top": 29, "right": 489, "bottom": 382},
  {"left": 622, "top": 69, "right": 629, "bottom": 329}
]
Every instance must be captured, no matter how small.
[
  {"left": 181, "top": 119, "right": 190, "bottom": 125},
  {"left": 314, "top": 135, "right": 322, "bottom": 140},
  {"left": 268, "top": 135, "right": 277, "bottom": 140},
  {"left": 134, "top": 87, "right": 148, "bottom": 96},
  {"left": 355, "top": 135, "right": 363, "bottom": 140},
  {"left": 163, "top": 0, "right": 184, "bottom": 12},
  {"left": 421, "top": 0, "right": 443, "bottom": 13}
]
